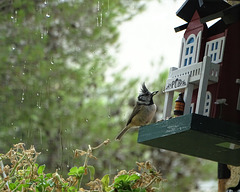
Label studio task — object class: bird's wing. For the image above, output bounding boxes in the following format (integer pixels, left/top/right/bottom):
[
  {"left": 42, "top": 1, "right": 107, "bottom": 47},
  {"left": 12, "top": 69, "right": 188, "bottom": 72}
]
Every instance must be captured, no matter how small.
[{"left": 126, "top": 104, "right": 143, "bottom": 126}]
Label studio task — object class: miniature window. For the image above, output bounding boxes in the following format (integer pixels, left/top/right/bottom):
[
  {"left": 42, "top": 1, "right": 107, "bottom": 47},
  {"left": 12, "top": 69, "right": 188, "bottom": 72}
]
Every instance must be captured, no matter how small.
[
  {"left": 179, "top": 31, "right": 202, "bottom": 68},
  {"left": 203, "top": 91, "right": 212, "bottom": 117},
  {"left": 183, "top": 36, "right": 195, "bottom": 66},
  {"left": 205, "top": 37, "right": 225, "bottom": 64}
]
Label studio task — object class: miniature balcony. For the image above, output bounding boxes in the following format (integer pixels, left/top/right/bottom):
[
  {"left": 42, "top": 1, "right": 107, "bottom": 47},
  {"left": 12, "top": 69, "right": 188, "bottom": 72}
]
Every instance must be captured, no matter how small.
[
  {"left": 163, "top": 56, "right": 220, "bottom": 119},
  {"left": 165, "top": 57, "right": 220, "bottom": 92},
  {"left": 169, "top": 60, "right": 219, "bottom": 84}
]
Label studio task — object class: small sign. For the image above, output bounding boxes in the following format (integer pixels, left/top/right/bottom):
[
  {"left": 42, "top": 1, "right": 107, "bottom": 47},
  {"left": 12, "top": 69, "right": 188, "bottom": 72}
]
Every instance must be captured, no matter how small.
[{"left": 165, "top": 75, "right": 189, "bottom": 92}]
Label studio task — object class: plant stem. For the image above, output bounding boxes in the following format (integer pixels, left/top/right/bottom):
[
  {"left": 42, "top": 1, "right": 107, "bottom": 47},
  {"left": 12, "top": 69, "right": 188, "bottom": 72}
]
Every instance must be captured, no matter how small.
[{"left": 0, "top": 154, "right": 26, "bottom": 190}]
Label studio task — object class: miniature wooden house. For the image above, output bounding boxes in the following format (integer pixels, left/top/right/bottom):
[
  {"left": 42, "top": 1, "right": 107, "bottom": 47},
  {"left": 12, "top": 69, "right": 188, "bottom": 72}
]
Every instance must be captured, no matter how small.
[
  {"left": 138, "top": 0, "right": 240, "bottom": 166},
  {"left": 163, "top": 1, "right": 240, "bottom": 123}
]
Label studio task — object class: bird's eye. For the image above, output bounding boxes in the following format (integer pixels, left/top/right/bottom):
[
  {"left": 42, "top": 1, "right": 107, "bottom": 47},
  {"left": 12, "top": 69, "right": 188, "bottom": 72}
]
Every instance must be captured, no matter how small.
[{"left": 138, "top": 95, "right": 143, "bottom": 100}]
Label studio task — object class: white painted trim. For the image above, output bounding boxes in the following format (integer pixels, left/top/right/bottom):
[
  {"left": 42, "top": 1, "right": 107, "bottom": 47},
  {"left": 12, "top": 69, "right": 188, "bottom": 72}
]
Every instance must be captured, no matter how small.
[
  {"left": 190, "top": 103, "right": 195, "bottom": 114},
  {"left": 163, "top": 91, "right": 174, "bottom": 119},
  {"left": 195, "top": 56, "right": 212, "bottom": 115},
  {"left": 183, "top": 84, "right": 194, "bottom": 115},
  {"left": 180, "top": 31, "right": 202, "bottom": 68},
  {"left": 178, "top": 38, "right": 185, "bottom": 68},
  {"left": 203, "top": 91, "right": 212, "bottom": 117},
  {"left": 204, "top": 37, "right": 226, "bottom": 64},
  {"left": 195, "top": 31, "right": 202, "bottom": 63}
]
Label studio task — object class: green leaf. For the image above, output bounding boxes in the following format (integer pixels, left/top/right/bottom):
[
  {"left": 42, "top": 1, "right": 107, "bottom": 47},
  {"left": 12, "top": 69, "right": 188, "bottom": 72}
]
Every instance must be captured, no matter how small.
[
  {"left": 101, "top": 174, "right": 112, "bottom": 192},
  {"left": 87, "top": 165, "right": 95, "bottom": 180},
  {"left": 45, "top": 173, "right": 53, "bottom": 179},
  {"left": 128, "top": 174, "right": 140, "bottom": 181},
  {"left": 37, "top": 164, "right": 45, "bottom": 175},
  {"left": 9, "top": 183, "right": 16, "bottom": 190},
  {"left": 68, "top": 186, "right": 77, "bottom": 192},
  {"left": 68, "top": 166, "right": 84, "bottom": 177},
  {"left": 114, "top": 175, "right": 129, "bottom": 183},
  {"left": 77, "top": 166, "right": 85, "bottom": 175},
  {"left": 68, "top": 167, "right": 78, "bottom": 176}
]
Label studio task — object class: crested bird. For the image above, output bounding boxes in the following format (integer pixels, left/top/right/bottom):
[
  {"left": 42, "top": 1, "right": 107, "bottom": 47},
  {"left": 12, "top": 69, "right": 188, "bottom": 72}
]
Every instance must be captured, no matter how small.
[{"left": 115, "top": 83, "right": 158, "bottom": 141}]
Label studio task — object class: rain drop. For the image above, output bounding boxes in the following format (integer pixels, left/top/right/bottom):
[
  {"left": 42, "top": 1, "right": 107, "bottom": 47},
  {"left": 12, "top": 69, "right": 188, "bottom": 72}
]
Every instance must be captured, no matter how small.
[
  {"left": 96, "top": 17, "right": 99, "bottom": 27},
  {"left": 100, "top": 13, "right": 103, "bottom": 26},
  {"left": 97, "top": 1, "right": 100, "bottom": 11},
  {"left": 86, "top": 119, "right": 89, "bottom": 122},
  {"left": 46, "top": 149, "right": 48, "bottom": 152},
  {"left": 46, "top": 13, "right": 50, "bottom": 18}
]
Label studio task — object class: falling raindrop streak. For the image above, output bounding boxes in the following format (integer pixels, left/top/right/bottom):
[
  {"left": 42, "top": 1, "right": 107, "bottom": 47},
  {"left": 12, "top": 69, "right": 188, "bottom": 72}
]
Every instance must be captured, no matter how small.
[
  {"left": 40, "top": 128, "right": 43, "bottom": 145},
  {"left": 36, "top": 92, "right": 41, "bottom": 109},
  {"left": 97, "top": 17, "right": 99, "bottom": 27},
  {"left": 21, "top": 91, "right": 25, "bottom": 103},
  {"left": 96, "top": 1, "right": 103, "bottom": 27},
  {"left": 100, "top": 13, "right": 103, "bottom": 27},
  {"left": 97, "top": 1, "right": 100, "bottom": 11}
]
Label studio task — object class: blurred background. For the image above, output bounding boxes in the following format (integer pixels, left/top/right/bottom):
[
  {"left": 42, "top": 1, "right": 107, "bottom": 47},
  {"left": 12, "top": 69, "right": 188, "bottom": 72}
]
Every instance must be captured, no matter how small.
[{"left": 0, "top": 0, "right": 217, "bottom": 191}]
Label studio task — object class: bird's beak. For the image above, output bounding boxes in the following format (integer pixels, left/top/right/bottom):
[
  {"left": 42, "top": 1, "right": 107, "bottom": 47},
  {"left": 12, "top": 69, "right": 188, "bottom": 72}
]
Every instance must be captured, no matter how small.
[{"left": 151, "top": 91, "right": 159, "bottom": 96}]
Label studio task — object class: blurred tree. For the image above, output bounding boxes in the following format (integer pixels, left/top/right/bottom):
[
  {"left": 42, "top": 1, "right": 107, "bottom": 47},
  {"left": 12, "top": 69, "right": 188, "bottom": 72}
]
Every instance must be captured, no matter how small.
[{"left": 0, "top": 0, "right": 145, "bottom": 173}]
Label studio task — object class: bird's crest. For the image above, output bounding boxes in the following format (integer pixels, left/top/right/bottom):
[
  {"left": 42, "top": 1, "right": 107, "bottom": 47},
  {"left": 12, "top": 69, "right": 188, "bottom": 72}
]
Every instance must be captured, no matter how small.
[{"left": 140, "top": 83, "right": 151, "bottom": 95}]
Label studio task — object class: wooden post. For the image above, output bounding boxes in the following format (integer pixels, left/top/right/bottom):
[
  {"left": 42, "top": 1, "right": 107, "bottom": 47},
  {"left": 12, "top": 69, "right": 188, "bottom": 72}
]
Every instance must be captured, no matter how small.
[
  {"left": 183, "top": 84, "right": 194, "bottom": 114},
  {"left": 195, "top": 56, "right": 211, "bottom": 115},
  {"left": 163, "top": 91, "right": 174, "bottom": 119},
  {"left": 163, "top": 67, "right": 178, "bottom": 119}
]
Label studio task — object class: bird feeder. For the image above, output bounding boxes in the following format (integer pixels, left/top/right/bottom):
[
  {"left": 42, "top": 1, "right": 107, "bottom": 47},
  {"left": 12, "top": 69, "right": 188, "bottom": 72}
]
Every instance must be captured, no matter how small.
[
  {"left": 138, "top": 0, "right": 240, "bottom": 190},
  {"left": 138, "top": 113, "right": 240, "bottom": 166}
]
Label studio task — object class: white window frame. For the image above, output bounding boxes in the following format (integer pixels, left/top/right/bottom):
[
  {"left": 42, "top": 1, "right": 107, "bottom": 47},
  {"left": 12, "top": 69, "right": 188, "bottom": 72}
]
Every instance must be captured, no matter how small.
[
  {"left": 179, "top": 31, "right": 202, "bottom": 68},
  {"left": 203, "top": 91, "right": 212, "bottom": 117},
  {"left": 204, "top": 37, "right": 225, "bottom": 64}
]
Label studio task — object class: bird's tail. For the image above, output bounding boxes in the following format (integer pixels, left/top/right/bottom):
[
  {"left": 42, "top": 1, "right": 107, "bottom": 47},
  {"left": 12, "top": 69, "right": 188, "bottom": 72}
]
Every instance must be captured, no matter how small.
[{"left": 115, "top": 127, "right": 129, "bottom": 141}]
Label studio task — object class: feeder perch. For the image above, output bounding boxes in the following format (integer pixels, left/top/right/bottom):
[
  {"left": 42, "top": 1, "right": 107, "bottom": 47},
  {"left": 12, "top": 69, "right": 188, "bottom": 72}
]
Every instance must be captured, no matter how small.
[{"left": 138, "top": 114, "right": 240, "bottom": 166}]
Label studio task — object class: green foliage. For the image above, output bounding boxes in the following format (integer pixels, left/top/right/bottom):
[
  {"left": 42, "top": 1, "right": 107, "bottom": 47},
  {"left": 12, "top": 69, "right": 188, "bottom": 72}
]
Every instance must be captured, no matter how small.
[
  {"left": 113, "top": 174, "right": 141, "bottom": 191},
  {"left": 101, "top": 174, "right": 112, "bottom": 192},
  {"left": 0, "top": 143, "right": 163, "bottom": 192}
]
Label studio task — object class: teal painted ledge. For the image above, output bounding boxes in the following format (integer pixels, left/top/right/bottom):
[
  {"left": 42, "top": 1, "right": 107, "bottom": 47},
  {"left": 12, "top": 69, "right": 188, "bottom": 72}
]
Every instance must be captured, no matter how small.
[{"left": 137, "top": 113, "right": 240, "bottom": 166}]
